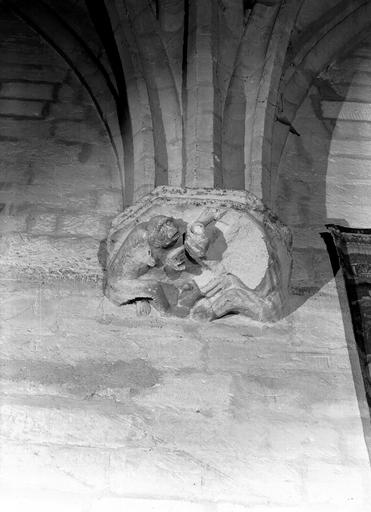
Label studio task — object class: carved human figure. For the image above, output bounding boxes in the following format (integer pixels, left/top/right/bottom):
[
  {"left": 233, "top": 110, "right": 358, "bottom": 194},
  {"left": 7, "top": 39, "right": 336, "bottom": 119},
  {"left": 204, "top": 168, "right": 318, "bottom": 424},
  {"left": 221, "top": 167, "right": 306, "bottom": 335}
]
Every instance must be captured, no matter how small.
[
  {"left": 104, "top": 208, "right": 284, "bottom": 321},
  {"left": 104, "top": 210, "right": 218, "bottom": 314}
]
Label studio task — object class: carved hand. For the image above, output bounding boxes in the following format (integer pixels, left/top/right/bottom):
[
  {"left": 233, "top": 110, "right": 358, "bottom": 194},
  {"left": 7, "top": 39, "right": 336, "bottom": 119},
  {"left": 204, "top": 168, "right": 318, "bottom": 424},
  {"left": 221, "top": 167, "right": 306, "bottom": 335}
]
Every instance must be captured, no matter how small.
[
  {"left": 195, "top": 207, "right": 227, "bottom": 226},
  {"left": 185, "top": 222, "right": 209, "bottom": 259},
  {"left": 165, "top": 245, "right": 186, "bottom": 271},
  {"left": 194, "top": 270, "right": 227, "bottom": 298}
]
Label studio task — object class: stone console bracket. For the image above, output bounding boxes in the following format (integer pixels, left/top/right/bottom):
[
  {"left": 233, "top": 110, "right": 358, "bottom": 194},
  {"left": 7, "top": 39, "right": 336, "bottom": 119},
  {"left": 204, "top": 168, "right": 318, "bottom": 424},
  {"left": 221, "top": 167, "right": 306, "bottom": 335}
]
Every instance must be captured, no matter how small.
[{"left": 104, "top": 187, "right": 293, "bottom": 322}]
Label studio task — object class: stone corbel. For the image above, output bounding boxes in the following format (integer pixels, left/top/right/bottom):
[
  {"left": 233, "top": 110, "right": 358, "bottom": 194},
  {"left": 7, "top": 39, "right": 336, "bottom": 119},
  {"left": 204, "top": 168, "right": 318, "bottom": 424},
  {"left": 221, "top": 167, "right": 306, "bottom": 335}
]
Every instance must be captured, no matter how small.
[{"left": 103, "top": 187, "right": 292, "bottom": 322}]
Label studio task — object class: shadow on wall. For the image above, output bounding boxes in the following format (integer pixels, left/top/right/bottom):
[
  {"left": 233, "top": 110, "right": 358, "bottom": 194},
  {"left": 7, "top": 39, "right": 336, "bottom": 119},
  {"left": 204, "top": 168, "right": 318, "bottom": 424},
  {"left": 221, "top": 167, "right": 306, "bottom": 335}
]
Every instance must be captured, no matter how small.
[
  {"left": 327, "top": 228, "right": 371, "bottom": 459},
  {"left": 327, "top": 225, "right": 371, "bottom": 400},
  {"left": 276, "top": 39, "right": 371, "bottom": 435},
  {"left": 276, "top": 67, "right": 360, "bottom": 314}
]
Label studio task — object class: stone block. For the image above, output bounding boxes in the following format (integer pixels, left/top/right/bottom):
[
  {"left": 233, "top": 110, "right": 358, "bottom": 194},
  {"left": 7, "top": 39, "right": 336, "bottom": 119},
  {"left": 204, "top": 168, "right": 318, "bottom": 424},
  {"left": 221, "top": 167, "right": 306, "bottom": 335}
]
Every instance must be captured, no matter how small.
[
  {"left": 291, "top": 301, "right": 348, "bottom": 350},
  {"left": 0, "top": 117, "right": 51, "bottom": 139},
  {"left": 326, "top": 157, "right": 371, "bottom": 184},
  {"left": 0, "top": 289, "right": 57, "bottom": 336},
  {"left": 95, "top": 189, "right": 123, "bottom": 214},
  {"left": 58, "top": 214, "right": 108, "bottom": 239},
  {"left": 57, "top": 84, "right": 85, "bottom": 103},
  {"left": 122, "top": 325, "right": 203, "bottom": 370},
  {"left": 0, "top": 45, "right": 55, "bottom": 66},
  {"left": 223, "top": 460, "right": 302, "bottom": 505},
  {"left": 90, "top": 498, "right": 207, "bottom": 512},
  {"left": 330, "top": 139, "right": 371, "bottom": 158},
  {"left": 54, "top": 120, "right": 105, "bottom": 144},
  {"left": 0, "top": 82, "right": 54, "bottom": 101},
  {"left": 336, "top": 56, "right": 371, "bottom": 73},
  {"left": 0, "top": 441, "right": 110, "bottom": 493},
  {"left": 290, "top": 249, "right": 314, "bottom": 287},
  {"left": 0, "top": 214, "right": 27, "bottom": 233},
  {"left": 333, "top": 120, "right": 371, "bottom": 140},
  {"left": 341, "top": 432, "right": 371, "bottom": 462},
  {"left": 321, "top": 101, "right": 371, "bottom": 122},
  {"left": 28, "top": 213, "right": 57, "bottom": 235},
  {"left": 0, "top": 180, "right": 95, "bottom": 212},
  {"left": 330, "top": 84, "right": 371, "bottom": 103},
  {"left": 231, "top": 374, "right": 309, "bottom": 420},
  {"left": 133, "top": 373, "right": 232, "bottom": 413},
  {"left": 0, "top": 64, "right": 66, "bottom": 82},
  {"left": 107, "top": 446, "right": 205, "bottom": 498},
  {"left": 310, "top": 400, "right": 364, "bottom": 420},
  {"left": 268, "top": 423, "right": 340, "bottom": 460},
  {"left": 329, "top": 67, "right": 371, "bottom": 86},
  {"left": 48, "top": 102, "right": 86, "bottom": 120},
  {"left": 0, "top": 402, "right": 132, "bottom": 448},
  {"left": 0, "top": 233, "right": 101, "bottom": 278},
  {"left": 0, "top": 99, "right": 45, "bottom": 118},
  {"left": 207, "top": 339, "right": 255, "bottom": 373},
  {"left": 292, "top": 226, "right": 327, "bottom": 250},
  {"left": 304, "top": 462, "right": 367, "bottom": 505},
  {"left": 217, "top": 505, "right": 249, "bottom": 512},
  {"left": 0, "top": 489, "right": 87, "bottom": 512}
]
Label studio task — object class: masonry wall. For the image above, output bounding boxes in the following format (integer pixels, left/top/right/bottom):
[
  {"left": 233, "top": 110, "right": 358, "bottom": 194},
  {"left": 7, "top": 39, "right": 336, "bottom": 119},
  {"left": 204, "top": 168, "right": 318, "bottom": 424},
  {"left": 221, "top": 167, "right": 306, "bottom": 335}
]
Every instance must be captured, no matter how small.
[
  {"left": 1, "top": 4, "right": 371, "bottom": 512},
  {"left": 0, "top": 8, "right": 122, "bottom": 279},
  {"left": 277, "top": 30, "right": 371, "bottom": 292}
]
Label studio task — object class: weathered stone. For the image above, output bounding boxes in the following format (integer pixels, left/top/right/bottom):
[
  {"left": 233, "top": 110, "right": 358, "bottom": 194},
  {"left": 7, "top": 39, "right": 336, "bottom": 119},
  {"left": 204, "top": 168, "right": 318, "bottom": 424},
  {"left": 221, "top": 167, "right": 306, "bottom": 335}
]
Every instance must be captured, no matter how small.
[
  {"left": 0, "top": 82, "right": 54, "bottom": 101},
  {"left": 58, "top": 214, "right": 108, "bottom": 239},
  {"left": 49, "top": 102, "right": 86, "bottom": 120},
  {"left": 0, "top": 402, "right": 132, "bottom": 447},
  {"left": 0, "top": 99, "right": 45, "bottom": 118},
  {"left": 304, "top": 463, "right": 367, "bottom": 505},
  {"left": 0, "top": 118, "right": 51, "bottom": 139},
  {"left": 55, "top": 121, "right": 104, "bottom": 143},
  {"left": 0, "top": 5, "right": 371, "bottom": 511},
  {"left": 0, "top": 64, "right": 66, "bottom": 82},
  {"left": 133, "top": 373, "right": 232, "bottom": 412},
  {"left": 28, "top": 213, "right": 57, "bottom": 235},
  {"left": 90, "top": 498, "right": 207, "bottom": 512},
  {"left": 0, "top": 233, "right": 101, "bottom": 279},
  {"left": 95, "top": 189, "right": 123, "bottom": 214},
  {"left": 104, "top": 187, "right": 292, "bottom": 322},
  {"left": 0, "top": 213, "right": 27, "bottom": 233},
  {"left": 0, "top": 442, "right": 110, "bottom": 493}
]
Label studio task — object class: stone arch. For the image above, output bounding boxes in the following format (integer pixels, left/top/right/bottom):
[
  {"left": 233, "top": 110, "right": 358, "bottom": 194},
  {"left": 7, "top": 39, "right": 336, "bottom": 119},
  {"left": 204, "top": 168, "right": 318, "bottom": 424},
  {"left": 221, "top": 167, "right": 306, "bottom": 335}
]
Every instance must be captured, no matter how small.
[
  {"left": 276, "top": 24, "right": 371, "bottom": 295},
  {"left": 0, "top": 5, "right": 123, "bottom": 278},
  {"left": 242, "top": 0, "right": 305, "bottom": 205},
  {"left": 263, "top": 0, "right": 371, "bottom": 208},
  {"left": 105, "top": 0, "right": 183, "bottom": 195},
  {"left": 5, "top": 0, "right": 126, "bottom": 204},
  {"left": 220, "top": 0, "right": 302, "bottom": 197}
]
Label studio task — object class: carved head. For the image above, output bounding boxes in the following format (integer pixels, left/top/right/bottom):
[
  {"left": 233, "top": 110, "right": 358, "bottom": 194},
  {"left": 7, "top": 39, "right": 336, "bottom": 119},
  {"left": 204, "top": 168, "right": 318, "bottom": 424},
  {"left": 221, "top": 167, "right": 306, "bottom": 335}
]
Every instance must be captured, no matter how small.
[
  {"left": 135, "top": 242, "right": 156, "bottom": 268},
  {"left": 185, "top": 222, "right": 210, "bottom": 260},
  {"left": 147, "top": 215, "right": 180, "bottom": 248}
]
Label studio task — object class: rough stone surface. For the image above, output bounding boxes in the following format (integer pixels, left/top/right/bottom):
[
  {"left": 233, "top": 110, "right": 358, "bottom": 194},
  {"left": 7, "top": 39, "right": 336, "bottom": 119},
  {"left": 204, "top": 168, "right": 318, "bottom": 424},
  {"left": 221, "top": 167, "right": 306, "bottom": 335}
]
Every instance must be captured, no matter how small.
[
  {"left": 0, "top": 2, "right": 371, "bottom": 511},
  {"left": 277, "top": 35, "right": 371, "bottom": 291},
  {"left": 0, "top": 9, "right": 122, "bottom": 279},
  {"left": 104, "top": 187, "right": 292, "bottom": 321},
  {"left": 0, "top": 277, "right": 370, "bottom": 511}
]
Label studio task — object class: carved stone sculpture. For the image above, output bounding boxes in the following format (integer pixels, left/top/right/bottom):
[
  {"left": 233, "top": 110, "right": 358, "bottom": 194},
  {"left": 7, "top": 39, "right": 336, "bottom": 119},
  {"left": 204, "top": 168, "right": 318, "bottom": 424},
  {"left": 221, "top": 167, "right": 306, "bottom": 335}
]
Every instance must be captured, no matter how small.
[{"left": 103, "top": 187, "right": 292, "bottom": 322}]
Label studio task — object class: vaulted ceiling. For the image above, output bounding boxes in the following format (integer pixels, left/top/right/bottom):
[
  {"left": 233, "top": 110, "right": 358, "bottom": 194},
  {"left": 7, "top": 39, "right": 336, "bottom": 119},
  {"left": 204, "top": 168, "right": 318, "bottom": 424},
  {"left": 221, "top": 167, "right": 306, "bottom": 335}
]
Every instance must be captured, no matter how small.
[{"left": 2, "top": 0, "right": 370, "bottom": 207}]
